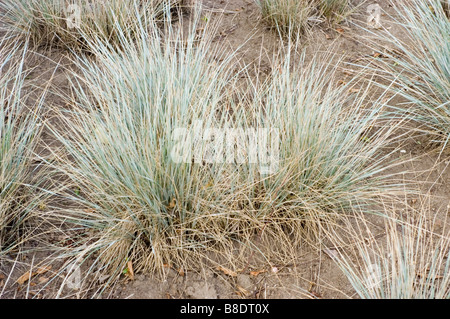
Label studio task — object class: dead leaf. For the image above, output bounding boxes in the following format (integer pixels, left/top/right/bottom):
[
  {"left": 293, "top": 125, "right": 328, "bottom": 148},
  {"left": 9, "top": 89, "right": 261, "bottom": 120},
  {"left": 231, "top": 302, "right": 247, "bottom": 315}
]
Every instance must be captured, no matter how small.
[
  {"left": 216, "top": 266, "right": 238, "bottom": 277},
  {"left": 0, "top": 280, "right": 4, "bottom": 288},
  {"left": 343, "top": 70, "right": 353, "bottom": 76},
  {"left": 348, "top": 88, "right": 360, "bottom": 94},
  {"left": 168, "top": 198, "right": 176, "bottom": 209},
  {"left": 36, "top": 265, "right": 52, "bottom": 275},
  {"left": 0, "top": 274, "right": 5, "bottom": 280},
  {"left": 17, "top": 271, "right": 33, "bottom": 285},
  {"left": 127, "top": 261, "right": 134, "bottom": 280},
  {"left": 178, "top": 268, "right": 185, "bottom": 277},
  {"left": 17, "top": 265, "right": 52, "bottom": 285},
  {"left": 250, "top": 269, "right": 266, "bottom": 277},
  {"left": 38, "top": 277, "right": 49, "bottom": 284},
  {"left": 373, "top": 52, "right": 383, "bottom": 58},
  {"left": 336, "top": 28, "right": 344, "bottom": 34}
]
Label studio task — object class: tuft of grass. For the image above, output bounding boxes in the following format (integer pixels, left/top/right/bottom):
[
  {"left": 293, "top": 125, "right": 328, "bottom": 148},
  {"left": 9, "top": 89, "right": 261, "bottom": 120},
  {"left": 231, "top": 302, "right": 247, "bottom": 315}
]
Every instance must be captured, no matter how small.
[
  {"left": 0, "top": 42, "right": 44, "bottom": 257},
  {"left": 0, "top": 0, "right": 178, "bottom": 51},
  {"left": 47, "top": 15, "right": 247, "bottom": 289},
  {"left": 319, "top": 0, "right": 350, "bottom": 19},
  {"left": 257, "top": 0, "right": 316, "bottom": 35},
  {"left": 367, "top": 0, "right": 450, "bottom": 147},
  {"left": 236, "top": 49, "right": 406, "bottom": 243},
  {"left": 255, "top": 0, "right": 349, "bottom": 36},
  {"left": 328, "top": 197, "right": 450, "bottom": 299}
]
